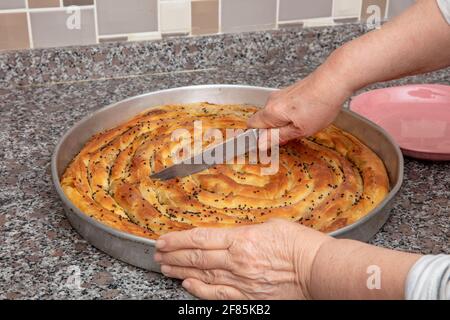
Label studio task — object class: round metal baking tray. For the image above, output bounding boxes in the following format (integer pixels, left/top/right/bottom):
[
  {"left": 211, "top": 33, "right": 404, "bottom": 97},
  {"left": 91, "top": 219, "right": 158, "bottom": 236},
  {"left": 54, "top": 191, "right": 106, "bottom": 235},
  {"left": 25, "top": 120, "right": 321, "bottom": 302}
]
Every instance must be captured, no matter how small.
[{"left": 52, "top": 85, "right": 404, "bottom": 272}]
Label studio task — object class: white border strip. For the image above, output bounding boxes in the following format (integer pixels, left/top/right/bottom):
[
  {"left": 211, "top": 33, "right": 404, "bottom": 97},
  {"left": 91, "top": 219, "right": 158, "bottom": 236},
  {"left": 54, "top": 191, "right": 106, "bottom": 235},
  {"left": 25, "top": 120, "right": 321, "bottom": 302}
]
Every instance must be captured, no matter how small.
[
  {"left": 93, "top": 0, "right": 99, "bottom": 43},
  {"left": 0, "top": 5, "right": 94, "bottom": 13},
  {"left": 275, "top": 0, "right": 280, "bottom": 29},
  {"left": 25, "top": 0, "right": 34, "bottom": 49},
  {"left": 218, "top": 0, "right": 222, "bottom": 34}
]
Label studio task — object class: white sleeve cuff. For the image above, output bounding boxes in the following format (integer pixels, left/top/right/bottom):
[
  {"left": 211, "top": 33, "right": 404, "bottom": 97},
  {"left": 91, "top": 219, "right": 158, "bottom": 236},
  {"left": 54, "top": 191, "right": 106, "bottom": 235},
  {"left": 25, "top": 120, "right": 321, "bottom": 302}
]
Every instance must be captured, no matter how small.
[
  {"left": 405, "top": 254, "right": 450, "bottom": 300},
  {"left": 437, "top": 0, "right": 450, "bottom": 24}
]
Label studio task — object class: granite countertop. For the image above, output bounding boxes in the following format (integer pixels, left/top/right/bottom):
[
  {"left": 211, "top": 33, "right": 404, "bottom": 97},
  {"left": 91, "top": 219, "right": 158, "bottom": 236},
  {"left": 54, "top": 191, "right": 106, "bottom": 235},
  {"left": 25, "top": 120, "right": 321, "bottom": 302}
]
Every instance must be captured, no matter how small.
[{"left": 0, "top": 25, "right": 449, "bottom": 299}]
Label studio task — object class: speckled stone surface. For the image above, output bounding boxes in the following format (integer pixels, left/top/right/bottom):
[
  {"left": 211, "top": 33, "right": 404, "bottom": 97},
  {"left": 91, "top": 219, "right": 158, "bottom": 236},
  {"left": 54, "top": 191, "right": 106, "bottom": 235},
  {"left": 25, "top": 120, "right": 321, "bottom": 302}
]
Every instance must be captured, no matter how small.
[
  {"left": 0, "top": 24, "right": 368, "bottom": 89},
  {"left": 0, "top": 26, "right": 449, "bottom": 300}
]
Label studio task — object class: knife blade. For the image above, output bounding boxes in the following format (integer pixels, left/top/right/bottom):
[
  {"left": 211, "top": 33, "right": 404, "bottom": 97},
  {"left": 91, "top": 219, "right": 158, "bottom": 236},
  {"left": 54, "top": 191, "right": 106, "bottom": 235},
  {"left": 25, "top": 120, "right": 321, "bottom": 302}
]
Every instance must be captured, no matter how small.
[{"left": 151, "top": 128, "right": 260, "bottom": 180}]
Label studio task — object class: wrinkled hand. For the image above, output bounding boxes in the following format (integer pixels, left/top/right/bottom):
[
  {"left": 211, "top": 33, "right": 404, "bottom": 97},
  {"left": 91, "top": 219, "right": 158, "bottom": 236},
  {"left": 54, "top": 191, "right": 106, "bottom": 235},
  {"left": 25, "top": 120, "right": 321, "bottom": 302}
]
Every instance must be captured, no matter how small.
[
  {"left": 248, "top": 67, "right": 353, "bottom": 144},
  {"left": 154, "top": 219, "right": 332, "bottom": 300}
]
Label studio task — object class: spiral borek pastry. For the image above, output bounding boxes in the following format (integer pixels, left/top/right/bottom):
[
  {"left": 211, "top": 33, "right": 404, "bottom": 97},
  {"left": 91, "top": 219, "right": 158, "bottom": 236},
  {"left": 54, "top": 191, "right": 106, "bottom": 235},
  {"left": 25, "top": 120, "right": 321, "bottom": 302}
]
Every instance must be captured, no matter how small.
[{"left": 61, "top": 103, "right": 389, "bottom": 239}]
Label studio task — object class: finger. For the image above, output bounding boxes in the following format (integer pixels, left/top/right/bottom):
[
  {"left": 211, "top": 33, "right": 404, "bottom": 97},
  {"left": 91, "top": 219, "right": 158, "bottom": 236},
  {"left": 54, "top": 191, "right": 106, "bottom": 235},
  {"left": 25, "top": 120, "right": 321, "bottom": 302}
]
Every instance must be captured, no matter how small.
[
  {"left": 182, "top": 278, "right": 247, "bottom": 300},
  {"left": 155, "top": 249, "right": 231, "bottom": 270},
  {"left": 156, "top": 227, "right": 235, "bottom": 252},
  {"left": 161, "top": 265, "right": 239, "bottom": 287},
  {"left": 278, "top": 123, "right": 306, "bottom": 143},
  {"left": 258, "top": 128, "right": 279, "bottom": 151},
  {"left": 247, "top": 107, "right": 289, "bottom": 129},
  {"left": 258, "top": 124, "right": 304, "bottom": 150},
  {"left": 266, "top": 217, "right": 291, "bottom": 224}
]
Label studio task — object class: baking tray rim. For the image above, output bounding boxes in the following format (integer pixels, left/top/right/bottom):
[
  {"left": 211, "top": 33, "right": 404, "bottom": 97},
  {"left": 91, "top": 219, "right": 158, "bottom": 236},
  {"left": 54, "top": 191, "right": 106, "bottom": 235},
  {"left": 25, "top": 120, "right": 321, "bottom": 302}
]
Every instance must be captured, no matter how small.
[{"left": 51, "top": 84, "right": 404, "bottom": 246}]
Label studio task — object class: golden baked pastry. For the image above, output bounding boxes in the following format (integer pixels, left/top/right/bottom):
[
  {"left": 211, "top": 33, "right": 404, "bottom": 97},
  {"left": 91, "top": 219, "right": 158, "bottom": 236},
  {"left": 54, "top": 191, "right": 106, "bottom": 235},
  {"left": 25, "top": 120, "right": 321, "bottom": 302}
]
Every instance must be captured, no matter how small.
[{"left": 61, "top": 103, "right": 389, "bottom": 239}]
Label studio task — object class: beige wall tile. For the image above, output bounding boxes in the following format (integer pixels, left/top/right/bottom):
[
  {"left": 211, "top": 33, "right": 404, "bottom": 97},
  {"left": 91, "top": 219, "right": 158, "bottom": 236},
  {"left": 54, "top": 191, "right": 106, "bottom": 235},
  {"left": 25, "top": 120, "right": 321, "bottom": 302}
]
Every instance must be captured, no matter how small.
[
  {"left": 221, "top": 0, "right": 277, "bottom": 33},
  {"left": 388, "top": 0, "right": 415, "bottom": 19},
  {"left": 302, "top": 17, "right": 334, "bottom": 27},
  {"left": 99, "top": 36, "right": 129, "bottom": 43},
  {"left": 333, "top": 0, "right": 362, "bottom": 17},
  {"left": 160, "top": 0, "right": 190, "bottom": 34},
  {"left": 279, "top": 22, "right": 304, "bottom": 29},
  {"left": 191, "top": 0, "right": 218, "bottom": 35},
  {"left": 63, "top": 0, "right": 94, "bottom": 5},
  {"left": 96, "top": 0, "right": 158, "bottom": 36},
  {"left": 360, "top": 0, "right": 387, "bottom": 22},
  {"left": 0, "top": 13, "right": 30, "bottom": 50},
  {"left": 30, "top": 8, "right": 97, "bottom": 48},
  {"left": 29, "top": 0, "right": 61, "bottom": 8},
  {"left": 0, "top": 0, "right": 25, "bottom": 9},
  {"left": 334, "top": 17, "right": 359, "bottom": 23},
  {"left": 279, "top": 0, "right": 333, "bottom": 21}
]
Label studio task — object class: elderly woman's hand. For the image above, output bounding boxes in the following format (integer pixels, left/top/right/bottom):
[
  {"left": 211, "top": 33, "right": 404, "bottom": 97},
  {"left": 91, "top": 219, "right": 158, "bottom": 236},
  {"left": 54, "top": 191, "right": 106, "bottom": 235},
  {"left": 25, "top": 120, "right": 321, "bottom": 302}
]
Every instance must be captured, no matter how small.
[
  {"left": 154, "top": 219, "right": 333, "bottom": 299},
  {"left": 247, "top": 60, "right": 353, "bottom": 144}
]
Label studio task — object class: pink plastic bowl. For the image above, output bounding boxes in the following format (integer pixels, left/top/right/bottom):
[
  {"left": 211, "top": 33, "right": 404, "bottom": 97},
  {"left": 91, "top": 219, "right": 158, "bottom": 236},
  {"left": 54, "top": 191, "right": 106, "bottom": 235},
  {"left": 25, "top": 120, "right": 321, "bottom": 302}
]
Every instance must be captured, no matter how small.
[{"left": 350, "top": 84, "right": 450, "bottom": 161}]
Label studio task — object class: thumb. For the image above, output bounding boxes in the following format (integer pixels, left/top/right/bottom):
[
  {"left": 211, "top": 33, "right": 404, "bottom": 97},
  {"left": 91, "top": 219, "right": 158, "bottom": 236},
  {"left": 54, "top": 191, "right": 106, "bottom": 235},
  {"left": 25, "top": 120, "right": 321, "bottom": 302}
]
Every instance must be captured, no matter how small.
[
  {"left": 278, "top": 124, "right": 306, "bottom": 143},
  {"left": 247, "top": 107, "right": 290, "bottom": 129},
  {"left": 257, "top": 124, "right": 305, "bottom": 151}
]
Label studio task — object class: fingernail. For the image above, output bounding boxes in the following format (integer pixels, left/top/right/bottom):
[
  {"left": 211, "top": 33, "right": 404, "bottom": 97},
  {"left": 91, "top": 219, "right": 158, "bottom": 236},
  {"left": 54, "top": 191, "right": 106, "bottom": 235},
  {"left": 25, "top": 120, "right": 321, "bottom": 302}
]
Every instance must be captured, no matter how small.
[
  {"left": 182, "top": 280, "right": 191, "bottom": 289},
  {"left": 155, "top": 239, "right": 166, "bottom": 249},
  {"left": 154, "top": 253, "right": 162, "bottom": 262},
  {"left": 161, "top": 265, "right": 171, "bottom": 275}
]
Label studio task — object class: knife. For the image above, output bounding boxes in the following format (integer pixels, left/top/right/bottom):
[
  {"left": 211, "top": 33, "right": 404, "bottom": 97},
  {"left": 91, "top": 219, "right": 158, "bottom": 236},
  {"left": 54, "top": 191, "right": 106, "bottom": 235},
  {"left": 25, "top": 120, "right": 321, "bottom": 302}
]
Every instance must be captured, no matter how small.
[{"left": 151, "top": 128, "right": 260, "bottom": 180}]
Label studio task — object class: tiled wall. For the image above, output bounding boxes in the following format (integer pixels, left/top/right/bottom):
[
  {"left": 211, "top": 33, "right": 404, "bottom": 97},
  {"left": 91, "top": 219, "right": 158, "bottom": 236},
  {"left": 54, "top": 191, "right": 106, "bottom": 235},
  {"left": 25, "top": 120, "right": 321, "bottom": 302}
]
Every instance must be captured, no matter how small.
[{"left": 0, "top": 0, "right": 416, "bottom": 51}]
